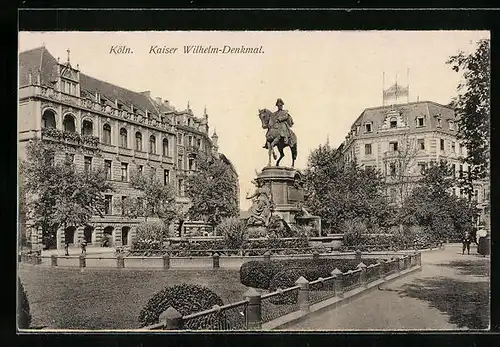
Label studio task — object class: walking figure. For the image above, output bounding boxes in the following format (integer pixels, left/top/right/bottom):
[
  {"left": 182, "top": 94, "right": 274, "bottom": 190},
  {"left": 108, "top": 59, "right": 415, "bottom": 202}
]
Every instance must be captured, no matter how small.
[
  {"left": 81, "top": 240, "right": 87, "bottom": 256},
  {"left": 462, "top": 232, "right": 471, "bottom": 255},
  {"left": 64, "top": 242, "right": 69, "bottom": 256}
]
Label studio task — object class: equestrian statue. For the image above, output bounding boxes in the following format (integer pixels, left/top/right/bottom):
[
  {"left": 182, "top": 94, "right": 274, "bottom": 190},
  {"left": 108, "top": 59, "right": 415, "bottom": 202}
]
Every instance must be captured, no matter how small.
[{"left": 258, "top": 98, "right": 298, "bottom": 167}]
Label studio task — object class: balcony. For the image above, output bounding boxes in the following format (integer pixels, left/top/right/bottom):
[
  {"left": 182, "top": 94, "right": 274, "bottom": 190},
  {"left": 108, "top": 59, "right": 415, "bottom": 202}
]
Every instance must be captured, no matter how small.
[{"left": 41, "top": 127, "right": 99, "bottom": 149}]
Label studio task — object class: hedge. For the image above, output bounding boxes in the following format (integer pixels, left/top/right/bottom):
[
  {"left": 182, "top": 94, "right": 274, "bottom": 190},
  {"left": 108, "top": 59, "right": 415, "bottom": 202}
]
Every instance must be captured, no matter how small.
[
  {"left": 138, "top": 283, "right": 224, "bottom": 329},
  {"left": 240, "top": 258, "right": 378, "bottom": 290}
]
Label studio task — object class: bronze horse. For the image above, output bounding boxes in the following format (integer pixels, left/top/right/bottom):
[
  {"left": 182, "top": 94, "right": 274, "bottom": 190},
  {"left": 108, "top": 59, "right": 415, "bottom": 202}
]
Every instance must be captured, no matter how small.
[{"left": 258, "top": 108, "right": 298, "bottom": 167}]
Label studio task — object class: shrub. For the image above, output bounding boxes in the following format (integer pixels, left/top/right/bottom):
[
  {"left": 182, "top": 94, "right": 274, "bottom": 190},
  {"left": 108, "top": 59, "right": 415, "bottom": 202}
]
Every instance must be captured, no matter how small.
[
  {"left": 18, "top": 278, "right": 31, "bottom": 329},
  {"left": 138, "top": 283, "right": 224, "bottom": 328},
  {"left": 342, "top": 219, "right": 368, "bottom": 247},
  {"left": 268, "top": 269, "right": 302, "bottom": 304},
  {"left": 217, "top": 217, "right": 247, "bottom": 250},
  {"left": 132, "top": 221, "right": 166, "bottom": 251}
]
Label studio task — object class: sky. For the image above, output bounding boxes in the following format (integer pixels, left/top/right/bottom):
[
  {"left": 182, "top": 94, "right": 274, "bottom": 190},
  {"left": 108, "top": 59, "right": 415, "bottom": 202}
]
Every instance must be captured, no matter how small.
[{"left": 18, "top": 31, "right": 489, "bottom": 210}]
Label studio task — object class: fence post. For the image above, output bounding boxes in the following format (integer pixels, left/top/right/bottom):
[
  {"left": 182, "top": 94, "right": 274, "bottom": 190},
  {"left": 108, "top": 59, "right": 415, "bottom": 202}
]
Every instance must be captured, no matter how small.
[
  {"left": 117, "top": 254, "right": 125, "bottom": 269},
  {"left": 212, "top": 253, "right": 220, "bottom": 269},
  {"left": 331, "top": 268, "right": 343, "bottom": 298},
  {"left": 244, "top": 288, "right": 262, "bottom": 330},
  {"left": 160, "top": 307, "right": 184, "bottom": 330},
  {"left": 355, "top": 249, "right": 362, "bottom": 263},
  {"left": 312, "top": 251, "right": 320, "bottom": 261},
  {"left": 357, "top": 262, "right": 367, "bottom": 287},
  {"left": 79, "top": 255, "right": 86, "bottom": 268},
  {"left": 295, "top": 276, "right": 310, "bottom": 312},
  {"left": 50, "top": 254, "right": 57, "bottom": 267},
  {"left": 163, "top": 253, "right": 170, "bottom": 270},
  {"left": 417, "top": 252, "right": 422, "bottom": 266},
  {"left": 263, "top": 251, "right": 271, "bottom": 262},
  {"left": 378, "top": 259, "right": 386, "bottom": 279},
  {"left": 398, "top": 257, "right": 405, "bottom": 272}
]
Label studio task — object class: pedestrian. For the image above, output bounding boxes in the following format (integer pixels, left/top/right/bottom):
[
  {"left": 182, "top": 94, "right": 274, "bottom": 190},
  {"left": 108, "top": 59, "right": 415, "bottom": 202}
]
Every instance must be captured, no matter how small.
[
  {"left": 64, "top": 242, "right": 69, "bottom": 256},
  {"left": 81, "top": 240, "right": 87, "bottom": 256},
  {"left": 462, "top": 232, "right": 471, "bottom": 255}
]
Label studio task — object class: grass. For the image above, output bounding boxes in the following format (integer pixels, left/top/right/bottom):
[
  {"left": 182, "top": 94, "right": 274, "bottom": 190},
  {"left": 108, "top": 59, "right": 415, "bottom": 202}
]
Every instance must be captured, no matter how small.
[{"left": 18, "top": 265, "right": 247, "bottom": 330}]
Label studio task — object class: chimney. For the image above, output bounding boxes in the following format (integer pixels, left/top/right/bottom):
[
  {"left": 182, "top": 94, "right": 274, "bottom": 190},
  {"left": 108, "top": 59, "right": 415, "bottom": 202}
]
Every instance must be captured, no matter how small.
[{"left": 156, "top": 97, "right": 162, "bottom": 105}]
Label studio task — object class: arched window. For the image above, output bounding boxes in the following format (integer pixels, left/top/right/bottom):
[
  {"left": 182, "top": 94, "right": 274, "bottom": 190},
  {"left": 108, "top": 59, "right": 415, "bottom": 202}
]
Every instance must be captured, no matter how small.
[
  {"left": 82, "top": 119, "right": 93, "bottom": 136},
  {"left": 120, "top": 128, "right": 128, "bottom": 148},
  {"left": 103, "top": 124, "right": 111, "bottom": 145},
  {"left": 135, "top": 132, "right": 143, "bottom": 151},
  {"left": 149, "top": 135, "right": 156, "bottom": 154},
  {"left": 63, "top": 114, "right": 76, "bottom": 133},
  {"left": 163, "top": 138, "right": 169, "bottom": 156},
  {"left": 42, "top": 109, "right": 57, "bottom": 129}
]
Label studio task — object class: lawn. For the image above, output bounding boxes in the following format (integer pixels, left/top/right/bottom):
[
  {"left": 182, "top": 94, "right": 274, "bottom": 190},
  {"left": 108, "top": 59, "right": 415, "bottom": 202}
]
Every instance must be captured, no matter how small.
[{"left": 18, "top": 265, "right": 247, "bottom": 330}]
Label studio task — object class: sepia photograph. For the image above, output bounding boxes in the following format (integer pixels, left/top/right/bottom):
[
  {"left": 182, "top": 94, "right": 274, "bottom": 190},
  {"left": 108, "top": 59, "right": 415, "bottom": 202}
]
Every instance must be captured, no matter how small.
[{"left": 17, "top": 30, "right": 490, "bottom": 332}]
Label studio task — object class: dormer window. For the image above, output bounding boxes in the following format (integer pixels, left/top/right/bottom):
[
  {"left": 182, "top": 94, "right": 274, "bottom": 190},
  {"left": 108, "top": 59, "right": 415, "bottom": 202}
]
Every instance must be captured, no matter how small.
[
  {"left": 448, "top": 120, "right": 455, "bottom": 131},
  {"left": 390, "top": 119, "right": 397, "bottom": 128},
  {"left": 416, "top": 116, "right": 425, "bottom": 127},
  {"left": 364, "top": 122, "right": 372, "bottom": 133},
  {"left": 436, "top": 117, "right": 442, "bottom": 128}
]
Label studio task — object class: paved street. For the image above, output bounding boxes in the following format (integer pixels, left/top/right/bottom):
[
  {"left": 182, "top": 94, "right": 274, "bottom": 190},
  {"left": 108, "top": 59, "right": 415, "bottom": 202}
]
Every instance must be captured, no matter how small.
[{"left": 284, "top": 244, "right": 490, "bottom": 331}]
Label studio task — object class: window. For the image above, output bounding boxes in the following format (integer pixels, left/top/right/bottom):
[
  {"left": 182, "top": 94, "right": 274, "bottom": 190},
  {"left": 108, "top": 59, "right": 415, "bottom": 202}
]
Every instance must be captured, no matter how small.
[
  {"left": 164, "top": 169, "right": 170, "bottom": 185},
  {"left": 390, "top": 119, "right": 397, "bottom": 128},
  {"left": 365, "top": 143, "right": 372, "bottom": 155},
  {"left": 177, "top": 133, "right": 183, "bottom": 145},
  {"left": 63, "top": 114, "right": 76, "bottom": 133},
  {"left": 178, "top": 156, "right": 183, "bottom": 170},
  {"left": 42, "top": 110, "right": 57, "bottom": 129},
  {"left": 138, "top": 165, "right": 143, "bottom": 176},
  {"left": 188, "top": 136, "right": 193, "bottom": 147},
  {"left": 121, "top": 196, "right": 127, "bottom": 215},
  {"left": 451, "top": 141, "right": 456, "bottom": 153},
  {"left": 105, "top": 160, "right": 112, "bottom": 180},
  {"left": 163, "top": 138, "right": 170, "bottom": 156},
  {"left": 389, "top": 162, "right": 397, "bottom": 176},
  {"left": 84, "top": 156, "right": 92, "bottom": 172},
  {"left": 149, "top": 135, "right": 156, "bottom": 154},
  {"left": 121, "top": 162, "right": 128, "bottom": 182},
  {"left": 436, "top": 118, "right": 442, "bottom": 128},
  {"left": 103, "top": 124, "right": 111, "bottom": 145},
  {"left": 452, "top": 164, "right": 456, "bottom": 178},
  {"left": 449, "top": 120, "right": 455, "bottom": 131},
  {"left": 188, "top": 157, "right": 195, "bottom": 170},
  {"left": 135, "top": 132, "right": 143, "bottom": 151},
  {"left": 104, "top": 195, "right": 112, "bottom": 215},
  {"left": 65, "top": 153, "right": 74, "bottom": 164},
  {"left": 389, "top": 141, "right": 398, "bottom": 152},
  {"left": 364, "top": 123, "right": 372, "bottom": 133},
  {"left": 197, "top": 138, "right": 202, "bottom": 149},
  {"left": 82, "top": 119, "right": 93, "bottom": 136},
  {"left": 418, "top": 162, "right": 426, "bottom": 175},
  {"left": 178, "top": 179, "right": 184, "bottom": 196},
  {"left": 120, "top": 128, "right": 128, "bottom": 148},
  {"left": 440, "top": 139, "right": 445, "bottom": 151},
  {"left": 459, "top": 164, "right": 464, "bottom": 178},
  {"left": 417, "top": 138, "right": 425, "bottom": 150},
  {"left": 416, "top": 117, "right": 425, "bottom": 127}
]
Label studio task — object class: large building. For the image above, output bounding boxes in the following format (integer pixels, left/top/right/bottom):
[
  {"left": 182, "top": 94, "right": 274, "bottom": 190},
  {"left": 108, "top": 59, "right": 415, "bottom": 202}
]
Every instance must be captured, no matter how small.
[
  {"left": 18, "top": 46, "right": 239, "bottom": 249},
  {"left": 338, "top": 100, "right": 490, "bottom": 229}
]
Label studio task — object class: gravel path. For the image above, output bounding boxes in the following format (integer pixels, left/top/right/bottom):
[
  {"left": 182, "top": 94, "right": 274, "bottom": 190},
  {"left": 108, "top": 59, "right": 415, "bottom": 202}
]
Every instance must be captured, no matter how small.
[{"left": 284, "top": 244, "right": 490, "bottom": 331}]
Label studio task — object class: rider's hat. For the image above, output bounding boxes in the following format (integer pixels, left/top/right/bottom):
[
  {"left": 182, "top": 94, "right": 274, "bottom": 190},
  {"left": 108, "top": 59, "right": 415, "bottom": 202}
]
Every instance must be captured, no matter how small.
[{"left": 276, "top": 98, "right": 284, "bottom": 106}]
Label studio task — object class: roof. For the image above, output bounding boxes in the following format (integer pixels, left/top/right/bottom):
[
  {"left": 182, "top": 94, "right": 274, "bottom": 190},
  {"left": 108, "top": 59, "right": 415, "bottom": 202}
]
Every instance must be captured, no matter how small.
[
  {"left": 219, "top": 153, "right": 238, "bottom": 177},
  {"left": 19, "top": 46, "right": 176, "bottom": 116}
]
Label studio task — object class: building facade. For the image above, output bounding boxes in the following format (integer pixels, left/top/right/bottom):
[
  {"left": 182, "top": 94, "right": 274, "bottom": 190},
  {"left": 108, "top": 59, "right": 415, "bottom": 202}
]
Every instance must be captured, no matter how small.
[
  {"left": 338, "top": 100, "right": 490, "bottom": 228},
  {"left": 18, "top": 46, "right": 239, "bottom": 249}
]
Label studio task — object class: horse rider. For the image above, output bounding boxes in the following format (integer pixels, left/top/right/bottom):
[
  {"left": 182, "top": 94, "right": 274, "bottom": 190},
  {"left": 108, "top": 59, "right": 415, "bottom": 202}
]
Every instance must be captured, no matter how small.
[{"left": 263, "top": 98, "right": 294, "bottom": 148}]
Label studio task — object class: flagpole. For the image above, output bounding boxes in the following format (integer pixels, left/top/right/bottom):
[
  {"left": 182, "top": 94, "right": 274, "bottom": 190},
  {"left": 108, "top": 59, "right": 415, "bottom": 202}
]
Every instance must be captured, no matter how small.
[
  {"left": 407, "top": 68, "right": 410, "bottom": 103},
  {"left": 382, "top": 71, "right": 385, "bottom": 106}
]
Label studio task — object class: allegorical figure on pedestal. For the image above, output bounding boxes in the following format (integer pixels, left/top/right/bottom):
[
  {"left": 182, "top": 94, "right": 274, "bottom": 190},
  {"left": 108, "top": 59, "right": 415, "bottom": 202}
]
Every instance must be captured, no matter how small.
[
  {"left": 258, "top": 98, "right": 298, "bottom": 167},
  {"left": 246, "top": 180, "right": 273, "bottom": 227}
]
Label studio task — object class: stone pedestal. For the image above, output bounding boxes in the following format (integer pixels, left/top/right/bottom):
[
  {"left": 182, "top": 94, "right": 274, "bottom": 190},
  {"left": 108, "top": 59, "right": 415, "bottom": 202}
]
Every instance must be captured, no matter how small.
[{"left": 253, "top": 166, "right": 321, "bottom": 234}]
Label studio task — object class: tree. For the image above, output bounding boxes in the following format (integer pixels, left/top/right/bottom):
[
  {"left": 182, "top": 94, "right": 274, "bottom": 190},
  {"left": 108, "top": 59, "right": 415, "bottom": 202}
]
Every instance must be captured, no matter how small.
[
  {"left": 119, "top": 169, "right": 178, "bottom": 236},
  {"left": 303, "top": 143, "right": 393, "bottom": 232},
  {"left": 185, "top": 153, "right": 239, "bottom": 227},
  {"left": 400, "top": 161, "right": 478, "bottom": 241},
  {"left": 447, "top": 39, "right": 490, "bottom": 180},
  {"left": 20, "top": 139, "right": 113, "bottom": 246}
]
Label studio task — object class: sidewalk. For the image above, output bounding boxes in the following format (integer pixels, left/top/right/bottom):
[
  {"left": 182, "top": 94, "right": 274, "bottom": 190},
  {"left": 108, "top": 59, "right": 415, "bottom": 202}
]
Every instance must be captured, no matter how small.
[
  {"left": 42, "top": 246, "right": 116, "bottom": 257},
  {"left": 284, "top": 244, "right": 490, "bottom": 330}
]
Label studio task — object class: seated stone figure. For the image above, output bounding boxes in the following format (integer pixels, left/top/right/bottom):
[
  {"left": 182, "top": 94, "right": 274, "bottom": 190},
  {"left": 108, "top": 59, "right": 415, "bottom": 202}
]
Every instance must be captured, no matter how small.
[{"left": 246, "top": 180, "right": 273, "bottom": 227}]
